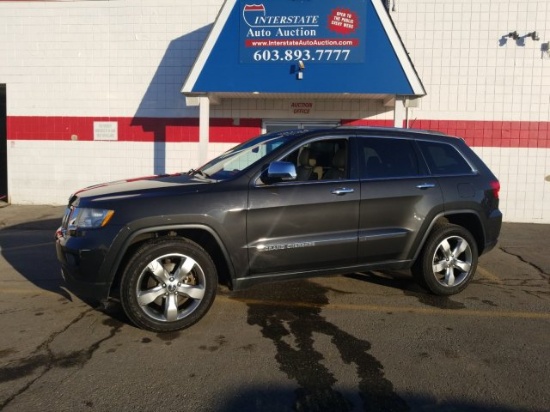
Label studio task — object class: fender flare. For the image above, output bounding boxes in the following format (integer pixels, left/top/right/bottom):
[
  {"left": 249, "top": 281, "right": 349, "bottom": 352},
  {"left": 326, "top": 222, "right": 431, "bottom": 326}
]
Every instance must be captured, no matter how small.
[
  {"left": 412, "top": 210, "right": 484, "bottom": 262},
  {"left": 100, "top": 223, "right": 236, "bottom": 290}
]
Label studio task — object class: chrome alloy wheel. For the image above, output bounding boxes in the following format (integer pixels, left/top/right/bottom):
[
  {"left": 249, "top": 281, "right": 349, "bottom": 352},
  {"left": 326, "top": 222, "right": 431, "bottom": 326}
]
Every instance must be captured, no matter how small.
[
  {"left": 431, "top": 235, "right": 473, "bottom": 288},
  {"left": 135, "top": 253, "right": 206, "bottom": 322}
]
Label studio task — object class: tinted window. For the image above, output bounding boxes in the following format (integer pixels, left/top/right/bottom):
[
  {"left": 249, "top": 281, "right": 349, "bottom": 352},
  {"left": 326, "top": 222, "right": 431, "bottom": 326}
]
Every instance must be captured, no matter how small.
[
  {"left": 358, "top": 137, "right": 422, "bottom": 179},
  {"left": 417, "top": 141, "right": 473, "bottom": 175}
]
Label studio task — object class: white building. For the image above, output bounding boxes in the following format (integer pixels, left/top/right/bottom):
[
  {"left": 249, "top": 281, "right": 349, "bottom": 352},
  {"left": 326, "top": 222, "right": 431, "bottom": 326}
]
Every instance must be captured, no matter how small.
[{"left": 0, "top": 0, "right": 549, "bottom": 223}]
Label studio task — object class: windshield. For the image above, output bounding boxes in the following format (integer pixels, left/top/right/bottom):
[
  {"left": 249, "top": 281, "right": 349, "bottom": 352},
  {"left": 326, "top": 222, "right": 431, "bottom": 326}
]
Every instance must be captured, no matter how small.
[{"left": 196, "top": 130, "right": 304, "bottom": 180}]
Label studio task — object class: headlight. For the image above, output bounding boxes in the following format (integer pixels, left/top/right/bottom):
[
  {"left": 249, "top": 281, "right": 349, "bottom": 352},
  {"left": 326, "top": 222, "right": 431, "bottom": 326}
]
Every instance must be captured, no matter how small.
[{"left": 68, "top": 208, "right": 115, "bottom": 229}]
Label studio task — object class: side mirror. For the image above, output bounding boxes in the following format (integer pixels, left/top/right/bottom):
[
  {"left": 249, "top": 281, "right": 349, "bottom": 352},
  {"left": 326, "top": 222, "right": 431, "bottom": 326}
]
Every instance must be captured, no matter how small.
[{"left": 265, "top": 161, "right": 297, "bottom": 182}]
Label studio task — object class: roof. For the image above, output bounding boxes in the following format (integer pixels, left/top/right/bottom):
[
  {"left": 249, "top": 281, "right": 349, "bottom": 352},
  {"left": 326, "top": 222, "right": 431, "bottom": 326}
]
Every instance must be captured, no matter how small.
[{"left": 182, "top": 0, "right": 426, "bottom": 101}]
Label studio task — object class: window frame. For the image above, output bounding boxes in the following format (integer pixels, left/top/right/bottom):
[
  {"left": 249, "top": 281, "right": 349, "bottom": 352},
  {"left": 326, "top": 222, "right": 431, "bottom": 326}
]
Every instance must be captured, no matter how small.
[
  {"left": 415, "top": 139, "right": 478, "bottom": 177},
  {"left": 253, "top": 135, "right": 357, "bottom": 186},
  {"left": 356, "top": 135, "right": 428, "bottom": 181}
]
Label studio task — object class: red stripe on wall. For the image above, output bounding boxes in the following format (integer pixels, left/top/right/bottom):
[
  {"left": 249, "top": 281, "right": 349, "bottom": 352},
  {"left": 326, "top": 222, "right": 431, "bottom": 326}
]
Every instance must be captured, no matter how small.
[
  {"left": 342, "top": 119, "right": 550, "bottom": 148},
  {"left": 210, "top": 119, "right": 262, "bottom": 143},
  {"left": 342, "top": 119, "right": 395, "bottom": 128},
  {"left": 7, "top": 116, "right": 262, "bottom": 143},
  {"left": 7, "top": 116, "right": 550, "bottom": 148}
]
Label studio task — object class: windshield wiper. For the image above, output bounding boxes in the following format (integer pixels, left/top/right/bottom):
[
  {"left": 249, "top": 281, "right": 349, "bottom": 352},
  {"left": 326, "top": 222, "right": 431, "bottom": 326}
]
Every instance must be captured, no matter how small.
[{"left": 188, "top": 169, "right": 211, "bottom": 179}]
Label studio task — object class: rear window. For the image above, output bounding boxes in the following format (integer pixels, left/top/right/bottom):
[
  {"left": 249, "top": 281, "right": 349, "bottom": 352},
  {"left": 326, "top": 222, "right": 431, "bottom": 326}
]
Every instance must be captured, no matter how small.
[
  {"left": 417, "top": 141, "right": 474, "bottom": 175},
  {"left": 358, "top": 137, "right": 423, "bottom": 179}
]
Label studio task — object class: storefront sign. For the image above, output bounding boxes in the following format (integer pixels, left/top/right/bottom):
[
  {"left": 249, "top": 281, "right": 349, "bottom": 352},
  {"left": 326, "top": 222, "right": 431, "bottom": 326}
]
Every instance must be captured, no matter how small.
[
  {"left": 289, "top": 102, "right": 314, "bottom": 115},
  {"left": 93, "top": 121, "right": 118, "bottom": 141},
  {"left": 183, "top": 0, "right": 425, "bottom": 96},
  {"left": 240, "top": 0, "right": 366, "bottom": 64}
]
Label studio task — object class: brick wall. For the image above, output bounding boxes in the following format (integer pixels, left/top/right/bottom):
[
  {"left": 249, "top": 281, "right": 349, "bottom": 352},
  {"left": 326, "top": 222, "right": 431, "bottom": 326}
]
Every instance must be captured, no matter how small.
[{"left": 1, "top": 0, "right": 549, "bottom": 222}]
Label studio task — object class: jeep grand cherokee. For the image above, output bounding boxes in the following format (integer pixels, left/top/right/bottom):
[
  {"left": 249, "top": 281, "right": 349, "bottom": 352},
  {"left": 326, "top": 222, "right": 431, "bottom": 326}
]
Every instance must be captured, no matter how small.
[{"left": 55, "top": 127, "right": 502, "bottom": 332}]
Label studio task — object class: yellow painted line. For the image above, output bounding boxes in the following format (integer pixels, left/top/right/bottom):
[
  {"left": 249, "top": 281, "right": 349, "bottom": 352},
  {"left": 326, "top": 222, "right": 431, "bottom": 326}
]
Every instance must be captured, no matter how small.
[
  {"left": 476, "top": 266, "right": 502, "bottom": 284},
  {"left": 218, "top": 296, "right": 550, "bottom": 320},
  {"left": 0, "top": 288, "right": 58, "bottom": 296},
  {"left": 3, "top": 288, "right": 548, "bottom": 321},
  {"left": 0, "top": 241, "right": 53, "bottom": 252}
]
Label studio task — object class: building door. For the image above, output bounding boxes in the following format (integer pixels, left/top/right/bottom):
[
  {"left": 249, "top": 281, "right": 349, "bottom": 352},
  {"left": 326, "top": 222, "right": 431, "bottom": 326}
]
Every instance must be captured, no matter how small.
[
  {"left": 263, "top": 120, "right": 339, "bottom": 133},
  {"left": 0, "top": 85, "right": 6, "bottom": 202}
]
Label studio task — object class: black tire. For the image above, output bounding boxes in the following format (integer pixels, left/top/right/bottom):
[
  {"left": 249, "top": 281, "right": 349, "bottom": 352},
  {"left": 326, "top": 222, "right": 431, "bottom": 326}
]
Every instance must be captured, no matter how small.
[
  {"left": 120, "top": 238, "right": 217, "bottom": 332},
  {"left": 412, "top": 224, "right": 478, "bottom": 295}
]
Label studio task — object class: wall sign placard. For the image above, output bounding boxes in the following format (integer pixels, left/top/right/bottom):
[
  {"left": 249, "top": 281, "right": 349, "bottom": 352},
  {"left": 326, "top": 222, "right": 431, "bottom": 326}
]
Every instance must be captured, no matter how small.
[
  {"left": 240, "top": 0, "right": 366, "bottom": 64},
  {"left": 93, "top": 121, "right": 118, "bottom": 141}
]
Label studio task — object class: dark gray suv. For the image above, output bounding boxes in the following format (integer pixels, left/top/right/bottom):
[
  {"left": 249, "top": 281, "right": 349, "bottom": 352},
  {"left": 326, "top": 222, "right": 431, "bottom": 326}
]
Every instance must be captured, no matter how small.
[{"left": 55, "top": 127, "right": 502, "bottom": 332}]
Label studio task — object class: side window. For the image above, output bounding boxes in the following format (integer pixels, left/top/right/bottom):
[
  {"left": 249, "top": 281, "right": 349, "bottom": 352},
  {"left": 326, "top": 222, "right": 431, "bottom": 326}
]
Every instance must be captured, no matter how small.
[
  {"left": 358, "top": 137, "right": 422, "bottom": 179},
  {"left": 417, "top": 141, "right": 473, "bottom": 175},
  {"left": 281, "top": 138, "right": 348, "bottom": 181}
]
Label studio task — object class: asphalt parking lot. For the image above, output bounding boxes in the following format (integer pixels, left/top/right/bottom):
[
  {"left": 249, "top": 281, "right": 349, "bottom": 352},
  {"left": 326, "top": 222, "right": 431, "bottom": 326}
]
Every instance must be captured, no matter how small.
[{"left": 0, "top": 204, "right": 549, "bottom": 412}]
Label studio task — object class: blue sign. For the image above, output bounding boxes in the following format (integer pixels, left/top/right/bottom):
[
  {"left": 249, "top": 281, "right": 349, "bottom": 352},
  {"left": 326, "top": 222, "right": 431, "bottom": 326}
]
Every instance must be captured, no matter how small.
[
  {"left": 240, "top": 0, "right": 366, "bottom": 64},
  {"left": 182, "top": 0, "right": 425, "bottom": 96}
]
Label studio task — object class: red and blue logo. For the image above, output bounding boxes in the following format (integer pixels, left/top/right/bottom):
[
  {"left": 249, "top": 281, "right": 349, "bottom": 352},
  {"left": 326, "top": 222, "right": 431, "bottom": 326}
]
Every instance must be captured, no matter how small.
[{"left": 243, "top": 4, "right": 267, "bottom": 27}]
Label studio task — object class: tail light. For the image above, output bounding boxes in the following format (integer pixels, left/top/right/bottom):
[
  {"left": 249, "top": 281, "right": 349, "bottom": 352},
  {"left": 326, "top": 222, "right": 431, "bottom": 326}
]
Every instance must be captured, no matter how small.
[{"left": 490, "top": 180, "right": 500, "bottom": 199}]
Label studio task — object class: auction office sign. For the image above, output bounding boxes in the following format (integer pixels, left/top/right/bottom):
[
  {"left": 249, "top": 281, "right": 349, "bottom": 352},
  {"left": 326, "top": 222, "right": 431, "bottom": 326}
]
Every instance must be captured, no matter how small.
[{"left": 240, "top": 0, "right": 366, "bottom": 64}]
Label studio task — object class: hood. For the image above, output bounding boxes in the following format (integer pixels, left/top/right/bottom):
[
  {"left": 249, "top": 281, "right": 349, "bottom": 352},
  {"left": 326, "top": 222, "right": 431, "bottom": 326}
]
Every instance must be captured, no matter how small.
[{"left": 71, "top": 173, "right": 211, "bottom": 203}]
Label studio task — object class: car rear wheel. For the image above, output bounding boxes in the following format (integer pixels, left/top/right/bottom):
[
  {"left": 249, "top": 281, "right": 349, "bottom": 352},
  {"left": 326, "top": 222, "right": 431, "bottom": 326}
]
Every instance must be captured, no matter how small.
[
  {"left": 412, "top": 224, "right": 478, "bottom": 295},
  {"left": 120, "top": 238, "right": 217, "bottom": 332}
]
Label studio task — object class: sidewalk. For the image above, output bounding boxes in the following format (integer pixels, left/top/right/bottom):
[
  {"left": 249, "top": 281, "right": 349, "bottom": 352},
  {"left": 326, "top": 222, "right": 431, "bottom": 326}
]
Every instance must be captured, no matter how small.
[
  {"left": 1, "top": 203, "right": 549, "bottom": 276},
  {"left": 0, "top": 204, "right": 65, "bottom": 230}
]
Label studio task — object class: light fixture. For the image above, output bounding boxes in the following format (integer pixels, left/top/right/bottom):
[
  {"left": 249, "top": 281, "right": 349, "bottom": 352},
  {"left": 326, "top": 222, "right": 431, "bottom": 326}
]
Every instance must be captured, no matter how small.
[
  {"left": 508, "top": 31, "right": 519, "bottom": 40},
  {"left": 296, "top": 60, "right": 305, "bottom": 80},
  {"left": 528, "top": 31, "right": 540, "bottom": 41}
]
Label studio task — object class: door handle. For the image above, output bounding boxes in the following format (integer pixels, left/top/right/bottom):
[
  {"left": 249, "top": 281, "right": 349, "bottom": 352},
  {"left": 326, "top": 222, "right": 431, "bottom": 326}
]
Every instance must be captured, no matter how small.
[
  {"left": 331, "top": 187, "right": 355, "bottom": 195},
  {"left": 416, "top": 183, "right": 436, "bottom": 190}
]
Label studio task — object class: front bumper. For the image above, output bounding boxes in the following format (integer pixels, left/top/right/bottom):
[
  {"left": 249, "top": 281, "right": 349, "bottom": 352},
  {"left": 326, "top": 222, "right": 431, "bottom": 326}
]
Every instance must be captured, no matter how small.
[{"left": 55, "top": 225, "right": 122, "bottom": 302}]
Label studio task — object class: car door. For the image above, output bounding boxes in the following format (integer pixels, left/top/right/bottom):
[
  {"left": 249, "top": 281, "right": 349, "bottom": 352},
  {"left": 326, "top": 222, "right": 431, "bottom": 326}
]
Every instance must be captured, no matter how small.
[
  {"left": 246, "top": 137, "right": 360, "bottom": 275},
  {"left": 357, "top": 136, "right": 444, "bottom": 263}
]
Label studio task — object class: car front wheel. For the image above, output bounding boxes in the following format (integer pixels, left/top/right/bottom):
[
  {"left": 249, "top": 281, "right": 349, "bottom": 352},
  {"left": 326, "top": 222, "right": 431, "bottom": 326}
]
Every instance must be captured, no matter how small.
[
  {"left": 120, "top": 238, "right": 217, "bottom": 332},
  {"left": 412, "top": 224, "right": 478, "bottom": 295}
]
